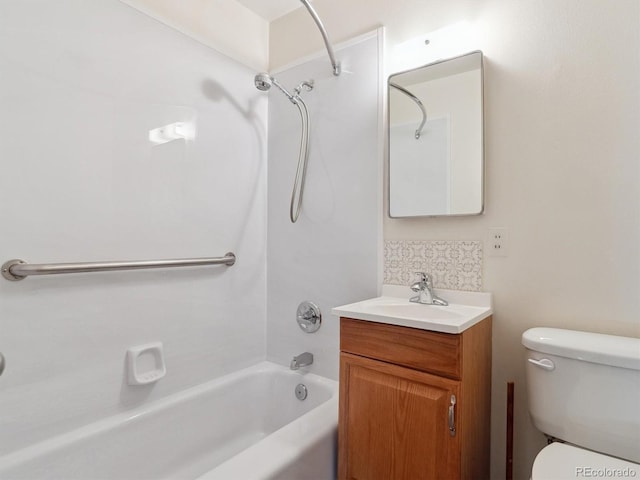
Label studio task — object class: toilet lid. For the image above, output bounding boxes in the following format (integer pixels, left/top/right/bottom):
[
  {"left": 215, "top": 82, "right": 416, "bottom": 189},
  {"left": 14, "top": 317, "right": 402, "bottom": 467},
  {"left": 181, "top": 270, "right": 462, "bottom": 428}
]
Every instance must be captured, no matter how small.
[{"left": 532, "top": 443, "right": 640, "bottom": 480}]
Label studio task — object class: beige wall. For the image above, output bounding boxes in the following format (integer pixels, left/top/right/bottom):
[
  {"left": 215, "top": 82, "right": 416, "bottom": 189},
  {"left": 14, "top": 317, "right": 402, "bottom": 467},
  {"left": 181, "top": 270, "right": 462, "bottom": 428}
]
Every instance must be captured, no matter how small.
[
  {"left": 120, "top": 0, "right": 269, "bottom": 71},
  {"left": 272, "top": 1, "right": 640, "bottom": 479}
]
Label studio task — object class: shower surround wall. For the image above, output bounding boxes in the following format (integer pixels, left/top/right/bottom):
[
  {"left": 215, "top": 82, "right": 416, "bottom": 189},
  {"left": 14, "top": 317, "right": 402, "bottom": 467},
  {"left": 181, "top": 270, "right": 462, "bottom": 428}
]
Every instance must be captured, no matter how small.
[
  {"left": 266, "top": 32, "right": 382, "bottom": 380},
  {"left": 0, "top": 1, "right": 267, "bottom": 455}
]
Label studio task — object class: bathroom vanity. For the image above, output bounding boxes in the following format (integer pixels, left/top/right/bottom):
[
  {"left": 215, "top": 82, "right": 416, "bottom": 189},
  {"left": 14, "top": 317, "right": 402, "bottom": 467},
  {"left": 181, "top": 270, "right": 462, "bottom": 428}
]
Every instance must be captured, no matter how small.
[{"left": 333, "top": 288, "right": 492, "bottom": 480}]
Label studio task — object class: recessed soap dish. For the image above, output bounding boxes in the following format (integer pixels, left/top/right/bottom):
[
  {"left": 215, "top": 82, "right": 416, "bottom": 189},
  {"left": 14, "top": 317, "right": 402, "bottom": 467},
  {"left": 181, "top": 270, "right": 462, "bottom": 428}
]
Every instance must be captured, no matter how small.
[{"left": 126, "top": 342, "right": 166, "bottom": 386}]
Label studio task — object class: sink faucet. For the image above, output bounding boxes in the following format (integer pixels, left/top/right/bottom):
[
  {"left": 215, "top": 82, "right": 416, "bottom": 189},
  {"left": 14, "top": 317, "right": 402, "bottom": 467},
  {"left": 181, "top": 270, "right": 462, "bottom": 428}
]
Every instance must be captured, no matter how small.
[
  {"left": 290, "top": 352, "right": 313, "bottom": 370},
  {"left": 410, "top": 272, "right": 448, "bottom": 306}
]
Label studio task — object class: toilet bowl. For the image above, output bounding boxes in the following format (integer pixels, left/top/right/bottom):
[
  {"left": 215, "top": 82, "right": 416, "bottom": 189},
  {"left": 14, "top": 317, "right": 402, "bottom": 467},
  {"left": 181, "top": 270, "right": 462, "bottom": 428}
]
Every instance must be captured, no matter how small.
[
  {"left": 522, "top": 328, "right": 640, "bottom": 479},
  {"left": 532, "top": 443, "right": 639, "bottom": 480}
]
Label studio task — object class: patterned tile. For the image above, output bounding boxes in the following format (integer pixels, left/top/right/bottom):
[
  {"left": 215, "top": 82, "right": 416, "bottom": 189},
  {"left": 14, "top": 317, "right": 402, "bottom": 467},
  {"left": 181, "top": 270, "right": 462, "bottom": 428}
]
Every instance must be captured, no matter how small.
[{"left": 384, "top": 240, "right": 483, "bottom": 291}]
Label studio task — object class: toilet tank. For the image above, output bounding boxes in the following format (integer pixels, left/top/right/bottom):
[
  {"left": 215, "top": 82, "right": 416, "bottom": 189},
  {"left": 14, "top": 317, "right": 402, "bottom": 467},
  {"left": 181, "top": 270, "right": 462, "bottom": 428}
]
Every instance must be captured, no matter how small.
[{"left": 522, "top": 327, "right": 640, "bottom": 463}]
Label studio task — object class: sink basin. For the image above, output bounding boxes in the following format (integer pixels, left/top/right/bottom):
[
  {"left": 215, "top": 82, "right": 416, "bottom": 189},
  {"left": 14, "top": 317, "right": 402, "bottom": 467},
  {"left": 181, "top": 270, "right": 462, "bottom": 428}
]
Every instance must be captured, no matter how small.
[
  {"left": 355, "top": 299, "right": 464, "bottom": 320},
  {"left": 332, "top": 285, "right": 492, "bottom": 334}
]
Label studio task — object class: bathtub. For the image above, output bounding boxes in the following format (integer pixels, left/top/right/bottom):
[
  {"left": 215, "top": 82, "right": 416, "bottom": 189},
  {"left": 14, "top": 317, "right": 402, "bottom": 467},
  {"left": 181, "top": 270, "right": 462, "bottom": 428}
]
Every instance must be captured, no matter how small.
[{"left": 0, "top": 362, "right": 338, "bottom": 480}]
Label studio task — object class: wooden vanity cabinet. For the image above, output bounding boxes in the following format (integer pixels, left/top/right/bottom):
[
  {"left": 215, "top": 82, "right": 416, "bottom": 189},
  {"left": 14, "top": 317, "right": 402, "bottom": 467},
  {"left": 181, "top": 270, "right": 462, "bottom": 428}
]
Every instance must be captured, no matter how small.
[{"left": 338, "top": 317, "right": 492, "bottom": 480}]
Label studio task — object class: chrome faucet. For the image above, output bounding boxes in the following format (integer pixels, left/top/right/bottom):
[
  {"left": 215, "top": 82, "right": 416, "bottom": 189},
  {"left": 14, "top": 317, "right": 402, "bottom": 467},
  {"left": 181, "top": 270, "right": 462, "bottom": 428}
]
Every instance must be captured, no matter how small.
[
  {"left": 290, "top": 352, "right": 314, "bottom": 370},
  {"left": 410, "top": 272, "right": 448, "bottom": 306}
]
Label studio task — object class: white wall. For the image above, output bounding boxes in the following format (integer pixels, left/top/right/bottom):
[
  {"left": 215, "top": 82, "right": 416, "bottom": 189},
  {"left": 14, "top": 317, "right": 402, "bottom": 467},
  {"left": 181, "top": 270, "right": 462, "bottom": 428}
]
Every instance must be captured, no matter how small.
[
  {"left": 120, "top": 0, "right": 269, "bottom": 72},
  {"left": 0, "top": 0, "right": 267, "bottom": 455},
  {"left": 266, "top": 32, "right": 382, "bottom": 380},
  {"left": 272, "top": 1, "right": 640, "bottom": 479}
]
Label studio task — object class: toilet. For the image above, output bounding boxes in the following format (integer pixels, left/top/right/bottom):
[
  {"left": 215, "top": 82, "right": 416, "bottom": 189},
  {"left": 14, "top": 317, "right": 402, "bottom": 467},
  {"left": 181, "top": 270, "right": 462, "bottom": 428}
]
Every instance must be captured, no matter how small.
[{"left": 522, "top": 327, "right": 640, "bottom": 479}]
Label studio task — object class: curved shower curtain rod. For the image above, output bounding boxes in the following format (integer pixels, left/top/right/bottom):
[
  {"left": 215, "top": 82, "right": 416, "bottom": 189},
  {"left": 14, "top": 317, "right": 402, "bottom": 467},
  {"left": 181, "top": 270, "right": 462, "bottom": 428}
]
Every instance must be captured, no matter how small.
[
  {"left": 299, "top": 0, "right": 340, "bottom": 76},
  {"left": 389, "top": 82, "right": 427, "bottom": 139}
]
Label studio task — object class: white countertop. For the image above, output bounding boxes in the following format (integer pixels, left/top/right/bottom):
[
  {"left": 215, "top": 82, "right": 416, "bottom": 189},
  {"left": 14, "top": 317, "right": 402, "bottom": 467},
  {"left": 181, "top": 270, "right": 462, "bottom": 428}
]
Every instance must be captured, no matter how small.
[{"left": 332, "top": 285, "right": 492, "bottom": 334}]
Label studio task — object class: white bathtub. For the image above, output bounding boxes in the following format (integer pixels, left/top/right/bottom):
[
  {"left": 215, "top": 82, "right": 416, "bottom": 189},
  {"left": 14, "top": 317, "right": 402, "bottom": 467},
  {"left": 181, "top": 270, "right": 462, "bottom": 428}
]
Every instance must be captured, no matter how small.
[{"left": 0, "top": 362, "right": 338, "bottom": 480}]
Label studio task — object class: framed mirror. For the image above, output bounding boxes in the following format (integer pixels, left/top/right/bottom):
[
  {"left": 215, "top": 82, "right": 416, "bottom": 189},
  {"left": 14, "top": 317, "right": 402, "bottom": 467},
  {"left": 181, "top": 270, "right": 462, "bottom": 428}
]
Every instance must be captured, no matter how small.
[{"left": 388, "top": 51, "right": 484, "bottom": 217}]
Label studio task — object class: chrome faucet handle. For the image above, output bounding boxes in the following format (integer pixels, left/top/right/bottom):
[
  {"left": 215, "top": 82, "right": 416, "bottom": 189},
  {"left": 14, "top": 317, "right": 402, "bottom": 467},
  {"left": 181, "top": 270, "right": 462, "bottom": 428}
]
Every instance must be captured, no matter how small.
[
  {"left": 414, "top": 272, "right": 432, "bottom": 285},
  {"left": 411, "top": 272, "right": 426, "bottom": 293}
]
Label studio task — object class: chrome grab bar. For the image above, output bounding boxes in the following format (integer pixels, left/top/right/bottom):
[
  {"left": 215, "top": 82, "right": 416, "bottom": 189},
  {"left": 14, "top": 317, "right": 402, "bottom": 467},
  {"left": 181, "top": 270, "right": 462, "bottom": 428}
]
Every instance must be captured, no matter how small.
[{"left": 1, "top": 253, "right": 236, "bottom": 281}]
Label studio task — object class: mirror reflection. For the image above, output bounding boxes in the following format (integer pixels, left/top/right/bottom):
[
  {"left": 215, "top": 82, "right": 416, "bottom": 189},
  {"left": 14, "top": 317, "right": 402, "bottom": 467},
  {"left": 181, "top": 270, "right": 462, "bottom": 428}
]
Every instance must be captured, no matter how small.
[{"left": 388, "top": 51, "right": 484, "bottom": 217}]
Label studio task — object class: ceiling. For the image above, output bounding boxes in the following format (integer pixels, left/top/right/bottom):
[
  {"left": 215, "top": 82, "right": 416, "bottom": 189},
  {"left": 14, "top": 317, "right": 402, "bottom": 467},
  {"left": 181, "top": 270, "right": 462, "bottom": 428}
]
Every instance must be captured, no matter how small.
[{"left": 236, "top": 0, "right": 301, "bottom": 21}]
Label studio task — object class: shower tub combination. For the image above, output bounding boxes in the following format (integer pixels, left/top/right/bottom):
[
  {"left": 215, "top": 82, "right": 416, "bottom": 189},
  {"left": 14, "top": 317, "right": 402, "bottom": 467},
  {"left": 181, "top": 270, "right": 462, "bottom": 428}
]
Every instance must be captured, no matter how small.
[
  {"left": 0, "top": 1, "right": 344, "bottom": 478},
  {"left": 0, "top": 362, "right": 338, "bottom": 480}
]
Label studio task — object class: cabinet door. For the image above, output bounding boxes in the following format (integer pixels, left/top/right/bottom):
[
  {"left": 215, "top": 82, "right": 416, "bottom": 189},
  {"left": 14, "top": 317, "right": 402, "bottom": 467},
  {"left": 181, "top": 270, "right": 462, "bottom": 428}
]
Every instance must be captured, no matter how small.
[{"left": 339, "top": 353, "right": 461, "bottom": 480}]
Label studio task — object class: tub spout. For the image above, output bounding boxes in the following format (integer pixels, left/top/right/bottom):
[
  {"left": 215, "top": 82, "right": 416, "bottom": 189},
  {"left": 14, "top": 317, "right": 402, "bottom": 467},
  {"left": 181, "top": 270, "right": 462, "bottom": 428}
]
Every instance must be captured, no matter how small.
[{"left": 290, "top": 352, "right": 313, "bottom": 370}]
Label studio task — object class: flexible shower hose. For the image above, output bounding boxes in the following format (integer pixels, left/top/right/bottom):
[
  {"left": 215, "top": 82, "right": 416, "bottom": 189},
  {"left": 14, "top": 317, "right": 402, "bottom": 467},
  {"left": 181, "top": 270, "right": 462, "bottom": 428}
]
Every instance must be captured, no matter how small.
[{"left": 290, "top": 98, "right": 310, "bottom": 223}]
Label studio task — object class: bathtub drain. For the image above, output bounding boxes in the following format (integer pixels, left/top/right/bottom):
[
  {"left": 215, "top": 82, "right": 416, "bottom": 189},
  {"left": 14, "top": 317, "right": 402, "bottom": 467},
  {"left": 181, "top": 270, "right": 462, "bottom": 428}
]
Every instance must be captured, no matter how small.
[{"left": 295, "top": 383, "right": 308, "bottom": 401}]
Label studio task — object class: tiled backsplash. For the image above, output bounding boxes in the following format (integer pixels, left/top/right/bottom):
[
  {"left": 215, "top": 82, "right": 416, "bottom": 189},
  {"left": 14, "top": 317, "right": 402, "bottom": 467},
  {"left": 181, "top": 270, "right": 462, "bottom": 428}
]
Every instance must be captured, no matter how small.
[{"left": 384, "top": 240, "right": 483, "bottom": 292}]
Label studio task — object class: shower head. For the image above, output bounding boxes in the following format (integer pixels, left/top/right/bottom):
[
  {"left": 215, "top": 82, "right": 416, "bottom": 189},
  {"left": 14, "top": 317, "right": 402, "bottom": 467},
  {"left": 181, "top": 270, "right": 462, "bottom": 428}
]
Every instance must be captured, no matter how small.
[
  {"left": 254, "top": 73, "right": 272, "bottom": 91},
  {"left": 254, "top": 72, "right": 297, "bottom": 103}
]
